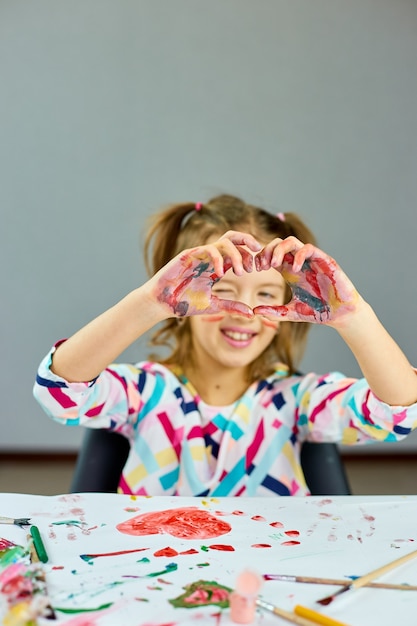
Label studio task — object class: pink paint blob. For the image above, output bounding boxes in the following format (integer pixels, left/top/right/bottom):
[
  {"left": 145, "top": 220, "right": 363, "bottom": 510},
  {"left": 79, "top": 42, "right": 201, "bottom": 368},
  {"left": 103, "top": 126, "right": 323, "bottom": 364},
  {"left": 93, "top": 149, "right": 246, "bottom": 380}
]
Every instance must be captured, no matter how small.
[
  {"left": 208, "top": 544, "right": 235, "bottom": 551},
  {"left": 281, "top": 540, "right": 301, "bottom": 546},
  {"left": 116, "top": 507, "right": 231, "bottom": 539},
  {"left": 251, "top": 543, "right": 272, "bottom": 548},
  {"left": 251, "top": 515, "right": 266, "bottom": 522}
]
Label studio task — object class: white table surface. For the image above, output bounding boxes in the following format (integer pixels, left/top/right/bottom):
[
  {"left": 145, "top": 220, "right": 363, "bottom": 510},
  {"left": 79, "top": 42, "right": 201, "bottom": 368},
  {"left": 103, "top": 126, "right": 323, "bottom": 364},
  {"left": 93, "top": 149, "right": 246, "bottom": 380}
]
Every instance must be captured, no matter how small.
[{"left": 1, "top": 493, "right": 417, "bottom": 625}]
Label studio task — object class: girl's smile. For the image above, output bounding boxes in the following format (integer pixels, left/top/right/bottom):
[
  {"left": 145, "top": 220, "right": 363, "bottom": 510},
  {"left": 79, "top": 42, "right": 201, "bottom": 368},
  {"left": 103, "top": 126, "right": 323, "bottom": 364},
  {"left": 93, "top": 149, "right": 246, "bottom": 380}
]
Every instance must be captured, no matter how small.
[{"left": 220, "top": 325, "right": 258, "bottom": 348}]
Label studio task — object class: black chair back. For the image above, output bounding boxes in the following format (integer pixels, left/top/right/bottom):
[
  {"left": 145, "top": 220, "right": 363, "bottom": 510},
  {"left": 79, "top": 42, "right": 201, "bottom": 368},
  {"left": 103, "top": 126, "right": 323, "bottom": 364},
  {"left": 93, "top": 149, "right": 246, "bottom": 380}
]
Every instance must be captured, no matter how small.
[{"left": 70, "top": 428, "right": 351, "bottom": 495}]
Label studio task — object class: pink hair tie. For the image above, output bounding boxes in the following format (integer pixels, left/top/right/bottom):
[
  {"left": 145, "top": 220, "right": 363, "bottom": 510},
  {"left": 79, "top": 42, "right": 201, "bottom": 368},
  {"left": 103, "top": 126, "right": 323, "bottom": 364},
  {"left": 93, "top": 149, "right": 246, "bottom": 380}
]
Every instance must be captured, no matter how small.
[
  {"left": 195, "top": 202, "right": 203, "bottom": 211},
  {"left": 277, "top": 212, "right": 286, "bottom": 221}
]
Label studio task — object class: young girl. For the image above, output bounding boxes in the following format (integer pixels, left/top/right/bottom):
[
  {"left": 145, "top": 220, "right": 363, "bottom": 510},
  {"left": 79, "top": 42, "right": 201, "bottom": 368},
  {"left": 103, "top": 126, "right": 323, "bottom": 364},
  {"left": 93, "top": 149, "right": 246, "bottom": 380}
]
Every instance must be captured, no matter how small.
[{"left": 33, "top": 194, "right": 417, "bottom": 496}]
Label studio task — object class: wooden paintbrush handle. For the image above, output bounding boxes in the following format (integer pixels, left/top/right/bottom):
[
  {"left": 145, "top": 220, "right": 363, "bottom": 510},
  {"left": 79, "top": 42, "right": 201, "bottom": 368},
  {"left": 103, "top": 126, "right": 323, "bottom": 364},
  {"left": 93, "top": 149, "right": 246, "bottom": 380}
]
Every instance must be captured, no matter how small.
[
  {"left": 351, "top": 548, "right": 417, "bottom": 589},
  {"left": 257, "top": 599, "right": 319, "bottom": 625}
]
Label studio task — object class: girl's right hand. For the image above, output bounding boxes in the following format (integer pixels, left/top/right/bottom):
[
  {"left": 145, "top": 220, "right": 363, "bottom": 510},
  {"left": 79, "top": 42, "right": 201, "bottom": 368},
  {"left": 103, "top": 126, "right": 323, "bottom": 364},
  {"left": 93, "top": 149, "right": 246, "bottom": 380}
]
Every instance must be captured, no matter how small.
[{"left": 151, "top": 231, "right": 262, "bottom": 318}]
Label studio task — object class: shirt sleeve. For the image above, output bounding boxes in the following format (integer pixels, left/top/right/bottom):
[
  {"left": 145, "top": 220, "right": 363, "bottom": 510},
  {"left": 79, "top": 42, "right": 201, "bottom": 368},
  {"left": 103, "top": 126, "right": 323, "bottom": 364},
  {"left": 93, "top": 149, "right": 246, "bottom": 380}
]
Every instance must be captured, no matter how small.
[
  {"left": 33, "top": 344, "right": 145, "bottom": 439},
  {"left": 293, "top": 370, "right": 417, "bottom": 445}
]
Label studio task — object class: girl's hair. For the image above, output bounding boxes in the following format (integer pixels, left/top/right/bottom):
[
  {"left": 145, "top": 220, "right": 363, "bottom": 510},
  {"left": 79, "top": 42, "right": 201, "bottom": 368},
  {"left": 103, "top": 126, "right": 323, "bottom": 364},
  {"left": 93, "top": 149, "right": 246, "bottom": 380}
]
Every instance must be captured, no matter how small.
[{"left": 144, "top": 194, "right": 317, "bottom": 380}]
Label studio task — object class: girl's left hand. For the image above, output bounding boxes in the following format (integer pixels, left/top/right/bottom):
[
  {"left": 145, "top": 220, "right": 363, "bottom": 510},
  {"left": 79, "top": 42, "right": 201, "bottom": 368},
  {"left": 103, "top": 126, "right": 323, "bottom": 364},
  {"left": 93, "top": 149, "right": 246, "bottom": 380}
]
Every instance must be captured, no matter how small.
[{"left": 253, "top": 237, "right": 360, "bottom": 325}]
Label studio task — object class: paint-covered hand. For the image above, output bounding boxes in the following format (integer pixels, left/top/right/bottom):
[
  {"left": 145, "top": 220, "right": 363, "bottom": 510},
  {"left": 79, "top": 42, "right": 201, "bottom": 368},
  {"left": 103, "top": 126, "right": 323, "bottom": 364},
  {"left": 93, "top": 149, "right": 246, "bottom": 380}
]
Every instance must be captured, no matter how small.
[
  {"left": 253, "top": 238, "right": 360, "bottom": 324},
  {"left": 152, "top": 232, "right": 262, "bottom": 318}
]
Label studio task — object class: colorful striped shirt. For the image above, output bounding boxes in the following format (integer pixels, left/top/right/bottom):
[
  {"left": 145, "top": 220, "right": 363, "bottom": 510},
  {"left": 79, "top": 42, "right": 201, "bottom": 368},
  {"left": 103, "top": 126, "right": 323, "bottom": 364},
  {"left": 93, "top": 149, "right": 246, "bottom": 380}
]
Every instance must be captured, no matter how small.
[{"left": 33, "top": 345, "right": 417, "bottom": 496}]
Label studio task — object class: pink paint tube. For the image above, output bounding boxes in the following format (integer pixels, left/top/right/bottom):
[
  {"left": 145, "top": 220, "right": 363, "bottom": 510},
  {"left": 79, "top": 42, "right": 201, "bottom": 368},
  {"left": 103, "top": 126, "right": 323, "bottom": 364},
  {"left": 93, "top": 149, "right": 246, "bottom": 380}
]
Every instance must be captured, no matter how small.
[{"left": 229, "top": 569, "right": 263, "bottom": 624}]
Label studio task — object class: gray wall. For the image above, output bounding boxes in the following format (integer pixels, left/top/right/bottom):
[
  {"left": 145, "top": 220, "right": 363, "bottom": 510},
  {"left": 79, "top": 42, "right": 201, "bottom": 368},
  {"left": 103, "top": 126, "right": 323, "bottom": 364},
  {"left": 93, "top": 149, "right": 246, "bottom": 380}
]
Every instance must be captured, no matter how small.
[{"left": 1, "top": 1, "right": 416, "bottom": 453}]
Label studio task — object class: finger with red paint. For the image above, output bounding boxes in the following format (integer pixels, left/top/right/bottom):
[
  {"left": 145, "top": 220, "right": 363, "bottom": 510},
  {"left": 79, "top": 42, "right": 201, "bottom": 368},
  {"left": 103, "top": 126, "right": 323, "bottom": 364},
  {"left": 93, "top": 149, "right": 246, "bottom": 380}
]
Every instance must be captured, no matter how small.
[{"left": 254, "top": 242, "right": 359, "bottom": 325}]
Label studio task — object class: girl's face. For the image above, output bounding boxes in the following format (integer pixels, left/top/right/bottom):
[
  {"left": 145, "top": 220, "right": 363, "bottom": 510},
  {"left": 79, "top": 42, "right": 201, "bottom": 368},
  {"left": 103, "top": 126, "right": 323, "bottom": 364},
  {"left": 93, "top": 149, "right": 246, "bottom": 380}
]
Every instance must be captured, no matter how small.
[{"left": 189, "top": 263, "right": 286, "bottom": 375}]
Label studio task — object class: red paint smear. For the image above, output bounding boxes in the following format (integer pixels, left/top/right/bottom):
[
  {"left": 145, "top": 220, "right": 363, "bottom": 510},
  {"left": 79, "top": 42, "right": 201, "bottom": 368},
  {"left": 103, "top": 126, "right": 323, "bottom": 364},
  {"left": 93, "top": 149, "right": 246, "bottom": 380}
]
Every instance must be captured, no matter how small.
[
  {"left": 251, "top": 515, "right": 266, "bottom": 522},
  {"left": 261, "top": 317, "right": 279, "bottom": 330},
  {"left": 82, "top": 547, "right": 149, "bottom": 559},
  {"left": 180, "top": 548, "right": 199, "bottom": 555},
  {"left": 154, "top": 547, "right": 178, "bottom": 557},
  {"left": 201, "top": 314, "right": 225, "bottom": 322},
  {"left": 208, "top": 544, "right": 235, "bottom": 551},
  {"left": 232, "top": 510, "right": 245, "bottom": 516},
  {"left": 251, "top": 543, "right": 272, "bottom": 548},
  {"left": 52, "top": 566, "right": 64, "bottom": 570},
  {"left": 281, "top": 540, "right": 301, "bottom": 546},
  {"left": 270, "top": 521, "right": 284, "bottom": 528},
  {"left": 116, "top": 507, "right": 231, "bottom": 539},
  {"left": 284, "top": 530, "right": 300, "bottom": 537}
]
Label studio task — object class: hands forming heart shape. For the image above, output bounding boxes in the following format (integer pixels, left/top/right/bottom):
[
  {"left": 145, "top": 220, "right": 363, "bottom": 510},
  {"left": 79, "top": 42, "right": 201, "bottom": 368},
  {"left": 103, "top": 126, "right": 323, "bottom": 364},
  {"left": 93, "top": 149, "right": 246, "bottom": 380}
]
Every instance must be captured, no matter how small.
[{"left": 154, "top": 232, "right": 359, "bottom": 325}]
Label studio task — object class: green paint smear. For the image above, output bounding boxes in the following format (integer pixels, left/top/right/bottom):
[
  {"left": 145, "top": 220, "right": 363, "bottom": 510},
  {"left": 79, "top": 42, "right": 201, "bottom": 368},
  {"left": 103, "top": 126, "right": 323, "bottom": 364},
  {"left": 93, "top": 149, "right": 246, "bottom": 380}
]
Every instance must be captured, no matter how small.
[
  {"left": 137, "top": 557, "right": 150, "bottom": 563},
  {"left": 169, "top": 580, "right": 232, "bottom": 609},
  {"left": 55, "top": 602, "right": 113, "bottom": 614},
  {"left": 146, "top": 562, "right": 178, "bottom": 578},
  {"left": 200, "top": 545, "right": 209, "bottom": 552},
  {"left": 52, "top": 520, "right": 83, "bottom": 526}
]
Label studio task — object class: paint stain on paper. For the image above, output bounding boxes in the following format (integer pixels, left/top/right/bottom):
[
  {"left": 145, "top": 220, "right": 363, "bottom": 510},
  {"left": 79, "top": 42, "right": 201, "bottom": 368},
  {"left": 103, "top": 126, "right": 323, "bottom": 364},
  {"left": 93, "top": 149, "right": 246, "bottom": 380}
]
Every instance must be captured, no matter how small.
[
  {"left": 116, "top": 507, "right": 231, "bottom": 539},
  {"left": 123, "top": 563, "right": 178, "bottom": 579},
  {"left": 80, "top": 548, "right": 149, "bottom": 564},
  {"left": 317, "top": 499, "right": 332, "bottom": 507},
  {"left": 208, "top": 544, "right": 235, "bottom": 551},
  {"left": 169, "top": 580, "right": 232, "bottom": 609},
  {"left": 284, "top": 530, "right": 300, "bottom": 538},
  {"left": 154, "top": 547, "right": 178, "bottom": 558}
]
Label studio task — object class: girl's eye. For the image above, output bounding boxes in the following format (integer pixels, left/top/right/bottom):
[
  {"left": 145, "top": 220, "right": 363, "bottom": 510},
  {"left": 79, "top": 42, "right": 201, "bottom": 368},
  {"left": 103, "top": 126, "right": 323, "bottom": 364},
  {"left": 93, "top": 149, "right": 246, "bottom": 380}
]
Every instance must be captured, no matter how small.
[
  {"left": 258, "top": 292, "right": 275, "bottom": 300},
  {"left": 212, "top": 288, "right": 235, "bottom": 296}
]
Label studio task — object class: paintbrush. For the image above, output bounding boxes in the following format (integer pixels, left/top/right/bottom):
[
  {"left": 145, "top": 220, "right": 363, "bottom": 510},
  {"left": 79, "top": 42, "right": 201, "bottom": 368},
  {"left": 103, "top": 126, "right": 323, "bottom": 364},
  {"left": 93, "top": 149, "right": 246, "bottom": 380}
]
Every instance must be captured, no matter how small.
[
  {"left": 256, "top": 598, "right": 350, "bottom": 626},
  {"left": 316, "top": 547, "right": 417, "bottom": 605},
  {"left": 229, "top": 569, "right": 349, "bottom": 626},
  {"left": 0, "top": 515, "right": 31, "bottom": 527},
  {"left": 264, "top": 573, "right": 417, "bottom": 591}
]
